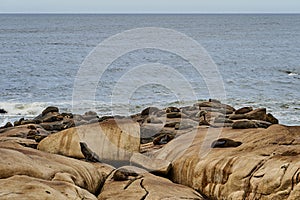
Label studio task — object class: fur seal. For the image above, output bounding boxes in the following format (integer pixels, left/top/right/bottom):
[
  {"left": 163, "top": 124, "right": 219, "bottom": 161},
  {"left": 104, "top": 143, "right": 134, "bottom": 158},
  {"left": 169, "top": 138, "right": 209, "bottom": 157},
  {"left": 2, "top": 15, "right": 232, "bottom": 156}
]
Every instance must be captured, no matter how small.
[
  {"left": 211, "top": 138, "right": 242, "bottom": 148},
  {"left": 113, "top": 168, "right": 140, "bottom": 181},
  {"left": 80, "top": 142, "right": 101, "bottom": 162}
]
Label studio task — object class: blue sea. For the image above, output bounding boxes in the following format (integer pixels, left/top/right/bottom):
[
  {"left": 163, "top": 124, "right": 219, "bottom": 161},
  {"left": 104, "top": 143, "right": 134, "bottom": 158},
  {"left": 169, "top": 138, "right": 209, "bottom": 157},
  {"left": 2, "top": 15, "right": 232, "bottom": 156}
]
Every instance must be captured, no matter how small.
[{"left": 0, "top": 14, "right": 299, "bottom": 125}]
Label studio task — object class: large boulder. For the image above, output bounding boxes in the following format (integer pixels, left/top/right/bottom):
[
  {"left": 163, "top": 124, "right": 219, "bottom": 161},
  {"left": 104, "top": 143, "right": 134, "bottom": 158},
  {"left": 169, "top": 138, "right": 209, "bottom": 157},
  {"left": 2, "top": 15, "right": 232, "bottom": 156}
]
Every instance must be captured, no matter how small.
[
  {"left": 152, "top": 125, "right": 300, "bottom": 199},
  {"left": 98, "top": 166, "right": 204, "bottom": 200},
  {"left": 0, "top": 175, "right": 97, "bottom": 200},
  {"left": 0, "top": 141, "right": 114, "bottom": 195},
  {"left": 38, "top": 119, "right": 140, "bottom": 163}
]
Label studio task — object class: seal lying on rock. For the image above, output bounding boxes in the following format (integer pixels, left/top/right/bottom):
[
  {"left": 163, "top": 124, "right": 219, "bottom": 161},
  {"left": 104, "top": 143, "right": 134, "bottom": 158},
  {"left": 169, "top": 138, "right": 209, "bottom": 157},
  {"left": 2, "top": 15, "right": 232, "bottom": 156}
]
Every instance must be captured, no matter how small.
[
  {"left": 211, "top": 138, "right": 242, "bottom": 148},
  {"left": 80, "top": 142, "right": 101, "bottom": 162},
  {"left": 113, "top": 168, "right": 141, "bottom": 181}
]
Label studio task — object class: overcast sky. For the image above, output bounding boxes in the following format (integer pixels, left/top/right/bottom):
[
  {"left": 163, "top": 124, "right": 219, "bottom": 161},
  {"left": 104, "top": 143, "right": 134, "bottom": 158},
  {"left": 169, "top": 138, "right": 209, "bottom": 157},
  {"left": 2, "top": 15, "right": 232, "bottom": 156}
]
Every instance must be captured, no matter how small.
[{"left": 0, "top": 0, "right": 299, "bottom": 13}]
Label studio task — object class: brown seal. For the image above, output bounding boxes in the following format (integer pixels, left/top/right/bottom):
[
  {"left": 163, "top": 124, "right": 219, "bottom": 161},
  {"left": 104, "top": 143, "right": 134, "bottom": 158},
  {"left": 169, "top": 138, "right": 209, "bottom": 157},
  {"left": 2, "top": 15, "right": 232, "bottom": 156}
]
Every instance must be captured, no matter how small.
[{"left": 211, "top": 138, "right": 242, "bottom": 148}]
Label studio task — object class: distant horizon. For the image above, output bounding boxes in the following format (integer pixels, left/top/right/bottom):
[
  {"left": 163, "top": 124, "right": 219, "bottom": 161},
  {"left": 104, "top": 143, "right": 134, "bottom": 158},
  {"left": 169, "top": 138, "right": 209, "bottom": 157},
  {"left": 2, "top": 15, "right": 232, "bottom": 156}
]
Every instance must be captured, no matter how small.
[{"left": 1, "top": 12, "right": 300, "bottom": 14}]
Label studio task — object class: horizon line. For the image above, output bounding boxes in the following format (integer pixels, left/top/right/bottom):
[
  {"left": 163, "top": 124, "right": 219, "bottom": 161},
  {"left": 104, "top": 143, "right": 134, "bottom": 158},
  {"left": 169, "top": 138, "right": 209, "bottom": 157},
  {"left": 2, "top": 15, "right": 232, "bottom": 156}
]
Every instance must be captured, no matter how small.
[{"left": 0, "top": 12, "right": 300, "bottom": 15}]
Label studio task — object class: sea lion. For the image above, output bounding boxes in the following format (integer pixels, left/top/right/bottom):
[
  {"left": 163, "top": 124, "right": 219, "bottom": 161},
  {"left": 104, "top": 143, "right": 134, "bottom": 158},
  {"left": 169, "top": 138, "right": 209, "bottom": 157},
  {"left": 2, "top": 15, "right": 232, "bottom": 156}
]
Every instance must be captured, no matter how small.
[
  {"left": 113, "top": 168, "right": 140, "bottom": 181},
  {"left": 80, "top": 142, "right": 101, "bottom": 162},
  {"left": 211, "top": 138, "right": 242, "bottom": 148}
]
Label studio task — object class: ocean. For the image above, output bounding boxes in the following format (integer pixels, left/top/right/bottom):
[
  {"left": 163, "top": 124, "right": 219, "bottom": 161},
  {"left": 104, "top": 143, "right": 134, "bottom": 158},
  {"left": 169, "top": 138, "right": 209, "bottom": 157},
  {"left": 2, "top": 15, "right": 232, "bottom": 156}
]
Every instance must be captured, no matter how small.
[{"left": 0, "top": 14, "right": 299, "bottom": 125}]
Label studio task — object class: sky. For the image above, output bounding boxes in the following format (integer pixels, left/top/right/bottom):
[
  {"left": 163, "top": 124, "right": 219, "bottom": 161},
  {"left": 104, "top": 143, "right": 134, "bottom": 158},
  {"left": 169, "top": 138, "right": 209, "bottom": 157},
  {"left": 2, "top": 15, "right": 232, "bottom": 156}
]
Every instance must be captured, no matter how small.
[{"left": 0, "top": 0, "right": 299, "bottom": 13}]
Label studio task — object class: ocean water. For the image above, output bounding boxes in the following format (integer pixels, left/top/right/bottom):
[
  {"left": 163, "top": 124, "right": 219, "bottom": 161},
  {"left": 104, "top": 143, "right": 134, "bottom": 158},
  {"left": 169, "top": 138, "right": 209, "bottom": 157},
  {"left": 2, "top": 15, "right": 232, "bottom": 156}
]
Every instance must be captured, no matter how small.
[{"left": 0, "top": 14, "right": 299, "bottom": 125}]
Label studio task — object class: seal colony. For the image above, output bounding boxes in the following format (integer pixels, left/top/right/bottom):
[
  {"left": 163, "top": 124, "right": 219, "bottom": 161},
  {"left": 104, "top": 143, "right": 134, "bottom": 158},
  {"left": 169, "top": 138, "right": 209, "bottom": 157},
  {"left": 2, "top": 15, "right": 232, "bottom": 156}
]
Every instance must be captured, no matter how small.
[{"left": 0, "top": 99, "right": 299, "bottom": 199}]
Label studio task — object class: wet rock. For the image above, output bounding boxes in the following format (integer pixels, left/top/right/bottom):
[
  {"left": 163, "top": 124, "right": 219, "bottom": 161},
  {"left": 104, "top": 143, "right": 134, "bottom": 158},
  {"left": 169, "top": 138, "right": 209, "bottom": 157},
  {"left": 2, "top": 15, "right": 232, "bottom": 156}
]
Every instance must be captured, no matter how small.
[
  {"left": 209, "top": 98, "right": 221, "bottom": 103},
  {"left": 41, "top": 106, "right": 59, "bottom": 116},
  {"left": 140, "top": 124, "right": 163, "bottom": 144},
  {"left": 232, "top": 120, "right": 258, "bottom": 129},
  {"left": 130, "top": 153, "right": 171, "bottom": 175},
  {"left": 235, "top": 106, "right": 253, "bottom": 114},
  {"left": 141, "top": 107, "right": 160, "bottom": 116},
  {"left": 211, "top": 138, "right": 242, "bottom": 148},
  {"left": 166, "top": 112, "right": 182, "bottom": 118},
  {"left": 153, "top": 133, "right": 175, "bottom": 145},
  {"left": 166, "top": 106, "right": 180, "bottom": 113},
  {"left": 266, "top": 113, "right": 279, "bottom": 124},
  {"left": 0, "top": 108, "right": 7, "bottom": 114},
  {"left": 1, "top": 122, "right": 13, "bottom": 129},
  {"left": 245, "top": 108, "right": 267, "bottom": 121}
]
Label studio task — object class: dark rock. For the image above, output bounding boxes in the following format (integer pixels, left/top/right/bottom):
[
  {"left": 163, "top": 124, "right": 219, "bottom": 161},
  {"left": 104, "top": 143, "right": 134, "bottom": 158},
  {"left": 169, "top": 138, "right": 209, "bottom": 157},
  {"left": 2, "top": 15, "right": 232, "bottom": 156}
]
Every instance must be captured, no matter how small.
[
  {"left": 211, "top": 138, "right": 242, "bottom": 148},
  {"left": 245, "top": 108, "right": 267, "bottom": 121},
  {"left": 153, "top": 133, "right": 175, "bottom": 145},
  {"left": 209, "top": 99, "right": 221, "bottom": 103},
  {"left": 166, "top": 106, "right": 180, "bottom": 113},
  {"left": 0, "top": 108, "right": 7, "bottom": 114},
  {"left": 164, "top": 122, "right": 180, "bottom": 128},
  {"left": 232, "top": 120, "right": 257, "bottom": 129},
  {"left": 141, "top": 107, "right": 160, "bottom": 116},
  {"left": 235, "top": 107, "right": 253, "bottom": 114},
  {"left": 253, "top": 120, "right": 272, "bottom": 128},
  {"left": 166, "top": 112, "right": 181, "bottom": 118},
  {"left": 266, "top": 113, "right": 279, "bottom": 124},
  {"left": 42, "top": 106, "right": 59, "bottom": 116},
  {"left": 229, "top": 114, "right": 247, "bottom": 120},
  {"left": 84, "top": 111, "right": 98, "bottom": 116},
  {"left": 1, "top": 122, "right": 13, "bottom": 129}
]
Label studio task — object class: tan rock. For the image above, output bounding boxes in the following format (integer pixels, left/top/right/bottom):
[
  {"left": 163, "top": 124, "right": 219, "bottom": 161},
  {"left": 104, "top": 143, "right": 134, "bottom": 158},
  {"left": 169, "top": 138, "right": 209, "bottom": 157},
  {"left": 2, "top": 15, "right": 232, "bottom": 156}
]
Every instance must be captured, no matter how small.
[
  {"left": 98, "top": 166, "right": 204, "bottom": 200},
  {"left": 130, "top": 152, "right": 171, "bottom": 175},
  {"left": 153, "top": 125, "right": 300, "bottom": 199},
  {"left": 38, "top": 119, "right": 140, "bottom": 162},
  {"left": 0, "top": 141, "right": 113, "bottom": 194}
]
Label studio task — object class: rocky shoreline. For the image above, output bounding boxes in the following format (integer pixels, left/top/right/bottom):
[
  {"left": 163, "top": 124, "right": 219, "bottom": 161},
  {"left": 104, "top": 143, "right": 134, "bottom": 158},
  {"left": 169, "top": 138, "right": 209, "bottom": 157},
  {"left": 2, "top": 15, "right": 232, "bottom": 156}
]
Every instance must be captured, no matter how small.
[{"left": 0, "top": 100, "right": 299, "bottom": 199}]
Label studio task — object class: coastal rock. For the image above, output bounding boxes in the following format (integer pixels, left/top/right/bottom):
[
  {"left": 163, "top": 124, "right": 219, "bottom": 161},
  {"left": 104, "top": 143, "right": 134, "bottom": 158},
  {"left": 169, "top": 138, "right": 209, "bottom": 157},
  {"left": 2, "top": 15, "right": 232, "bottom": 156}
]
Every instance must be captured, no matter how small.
[
  {"left": 0, "top": 141, "right": 114, "bottom": 195},
  {"left": 167, "top": 112, "right": 182, "bottom": 118},
  {"left": 0, "top": 175, "right": 98, "bottom": 200},
  {"left": 37, "top": 127, "right": 85, "bottom": 159},
  {"left": 0, "top": 108, "right": 7, "bottom": 114},
  {"left": 235, "top": 106, "right": 253, "bottom": 114},
  {"left": 98, "top": 166, "right": 204, "bottom": 200},
  {"left": 141, "top": 107, "right": 160, "bottom": 116},
  {"left": 130, "top": 153, "right": 172, "bottom": 175},
  {"left": 38, "top": 119, "right": 140, "bottom": 162},
  {"left": 245, "top": 108, "right": 267, "bottom": 121},
  {"left": 41, "top": 106, "right": 59, "bottom": 116},
  {"left": 153, "top": 125, "right": 300, "bottom": 199},
  {"left": 266, "top": 113, "right": 279, "bottom": 124},
  {"left": 232, "top": 120, "right": 258, "bottom": 129}
]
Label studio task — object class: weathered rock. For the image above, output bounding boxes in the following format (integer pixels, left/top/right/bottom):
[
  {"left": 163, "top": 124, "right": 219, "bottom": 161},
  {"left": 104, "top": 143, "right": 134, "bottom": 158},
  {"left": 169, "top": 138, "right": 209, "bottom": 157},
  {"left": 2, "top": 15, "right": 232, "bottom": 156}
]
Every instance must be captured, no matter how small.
[
  {"left": 38, "top": 119, "right": 140, "bottom": 162},
  {"left": 38, "top": 128, "right": 85, "bottom": 159},
  {"left": 232, "top": 120, "right": 258, "bottom": 129},
  {"left": 211, "top": 138, "right": 242, "bottom": 148},
  {"left": 153, "top": 133, "right": 175, "bottom": 145},
  {"left": 130, "top": 153, "right": 171, "bottom": 175},
  {"left": 245, "top": 108, "right": 267, "bottom": 121},
  {"left": 98, "top": 166, "right": 204, "bottom": 200},
  {"left": 195, "top": 101, "right": 236, "bottom": 114},
  {"left": 0, "top": 137, "right": 38, "bottom": 148},
  {"left": 141, "top": 107, "right": 160, "bottom": 116},
  {"left": 235, "top": 106, "right": 253, "bottom": 114},
  {"left": 42, "top": 106, "right": 59, "bottom": 116},
  {"left": 0, "top": 141, "right": 114, "bottom": 195},
  {"left": 0, "top": 175, "right": 98, "bottom": 200},
  {"left": 153, "top": 125, "right": 300, "bottom": 199},
  {"left": 0, "top": 122, "right": 13, "bottom": 129},
  {"left": 166, "top": 106, "right": 180, "bottom": 113},
  {"left": 167, "top": 112, "right": 182, "bottom": 118},
  {"left": 266, "top": 113, "right": 279, "bottom": 124}
]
